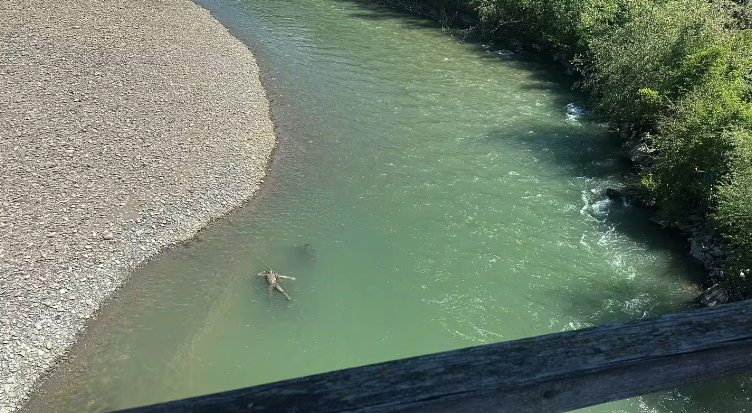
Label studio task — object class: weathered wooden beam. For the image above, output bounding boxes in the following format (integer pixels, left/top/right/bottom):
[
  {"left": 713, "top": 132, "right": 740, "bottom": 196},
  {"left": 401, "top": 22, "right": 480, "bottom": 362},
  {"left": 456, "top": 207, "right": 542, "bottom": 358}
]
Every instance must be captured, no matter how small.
[{"left": 116, "top": 300, "right": 752, "bottom": 413}]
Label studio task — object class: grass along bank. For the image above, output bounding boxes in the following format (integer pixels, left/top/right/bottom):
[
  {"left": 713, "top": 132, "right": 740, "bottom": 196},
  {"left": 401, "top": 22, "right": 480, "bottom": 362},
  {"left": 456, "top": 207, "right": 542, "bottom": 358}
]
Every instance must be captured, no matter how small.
[{"left": 369, "top": 0, "right": 752, "bottom": 300}]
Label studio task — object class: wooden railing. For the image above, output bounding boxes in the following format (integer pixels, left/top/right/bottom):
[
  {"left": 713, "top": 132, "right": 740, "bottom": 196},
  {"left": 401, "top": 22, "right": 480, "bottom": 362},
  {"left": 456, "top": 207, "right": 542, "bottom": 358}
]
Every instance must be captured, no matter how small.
[{"left": 116, "top": 300, "right": 752, "bottom": 413}]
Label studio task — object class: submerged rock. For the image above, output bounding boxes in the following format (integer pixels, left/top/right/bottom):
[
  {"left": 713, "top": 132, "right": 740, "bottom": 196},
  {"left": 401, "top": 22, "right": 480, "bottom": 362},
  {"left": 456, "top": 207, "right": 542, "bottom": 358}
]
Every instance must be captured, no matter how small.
[
  {"left": 691, "top": 248, "right": 705, "bottom": 262},
  {"left": 604, "top": 187, "right": 652, "bottom": 208},
  {"left": 301, "top": 243, "right": 317, "bottom": 261},
  {"left": 605, "top": 188, "right": 622, "bottom": 200},
  {"left": 650, "top": 216, "right": 669, "bottom": 227}
]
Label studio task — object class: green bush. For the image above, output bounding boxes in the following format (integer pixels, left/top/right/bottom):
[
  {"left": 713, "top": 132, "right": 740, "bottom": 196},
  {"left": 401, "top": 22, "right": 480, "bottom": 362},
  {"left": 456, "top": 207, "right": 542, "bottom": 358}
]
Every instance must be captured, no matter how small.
[
  {"left": 638, "top": 88, "right": 663, "bottom": 125},
  {"left": 648, "top": 78, "right": 752, "bottom": 211},
  {"left": 582, "top": 0, "right": 734, "bottom": 129},
  {"left": 715, "top": 128, "right": 752, "bottom": 296},
  {"left": 471, "top": 0, "right": 584, "bottom": 52}
]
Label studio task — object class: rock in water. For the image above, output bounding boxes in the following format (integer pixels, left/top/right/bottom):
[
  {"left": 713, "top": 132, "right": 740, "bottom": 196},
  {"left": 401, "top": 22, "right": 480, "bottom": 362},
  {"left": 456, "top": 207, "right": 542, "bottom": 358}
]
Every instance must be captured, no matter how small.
[
  {"left": 691, "top": 248, "right": 705, "bottom": 262},
  {"left": 650, "top": 216, "right": 669, "bottom": 227},
  {"left": 605, "top": 188, "right": 622, "bottom": 200},
  {"left": 699, "top": 284, "right": 729, "bottom": 307}
]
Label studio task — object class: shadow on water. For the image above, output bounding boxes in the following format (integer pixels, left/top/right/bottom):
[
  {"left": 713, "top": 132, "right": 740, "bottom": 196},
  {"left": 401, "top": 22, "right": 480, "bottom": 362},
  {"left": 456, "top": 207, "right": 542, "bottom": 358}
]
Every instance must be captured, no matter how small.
[
  {"left": 486, "top": 120, "right": 708, "bottom": 334},
  {"left": 338, "top": 0, "right": 581, "bottom": 108},
  {"left": 483, "top": 129, "right": 628, "bottom": 179},
  {"left": 480, "top": 119, "right": 706, "bottom": 289},
  {"left": 346, "top": 10, "right": 438, "bottom": 30}
]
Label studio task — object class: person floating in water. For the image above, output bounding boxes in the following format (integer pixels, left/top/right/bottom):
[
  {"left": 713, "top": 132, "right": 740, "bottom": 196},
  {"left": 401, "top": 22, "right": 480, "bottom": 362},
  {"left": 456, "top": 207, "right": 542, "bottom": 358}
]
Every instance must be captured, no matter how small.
[
  {"left": 258, "top": 270, "right": 294, "bottom": 300},
  {"left": 256, "top": 258, "right": 296, "bottom": 301}
]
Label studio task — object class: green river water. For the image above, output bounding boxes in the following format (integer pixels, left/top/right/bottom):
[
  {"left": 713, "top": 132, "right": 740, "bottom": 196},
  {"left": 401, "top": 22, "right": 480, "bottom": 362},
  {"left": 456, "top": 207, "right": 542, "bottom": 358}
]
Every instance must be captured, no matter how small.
[{"left": 26, "top": 1, "right": 752, "bottom": 412}]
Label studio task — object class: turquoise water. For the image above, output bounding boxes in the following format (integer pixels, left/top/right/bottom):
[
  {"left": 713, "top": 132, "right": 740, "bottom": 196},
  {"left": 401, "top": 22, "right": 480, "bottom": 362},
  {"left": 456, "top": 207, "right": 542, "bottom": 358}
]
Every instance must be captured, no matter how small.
[{"left": 26, "top": 1, "right": 751, "bottom": 412}]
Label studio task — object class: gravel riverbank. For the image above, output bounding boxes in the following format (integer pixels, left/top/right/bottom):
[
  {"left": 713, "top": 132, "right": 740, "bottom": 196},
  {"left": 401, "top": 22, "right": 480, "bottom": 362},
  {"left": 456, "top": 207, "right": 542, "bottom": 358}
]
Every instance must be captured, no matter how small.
[{"left": 0, "top": 0, "right": 276, "bottom": 411}]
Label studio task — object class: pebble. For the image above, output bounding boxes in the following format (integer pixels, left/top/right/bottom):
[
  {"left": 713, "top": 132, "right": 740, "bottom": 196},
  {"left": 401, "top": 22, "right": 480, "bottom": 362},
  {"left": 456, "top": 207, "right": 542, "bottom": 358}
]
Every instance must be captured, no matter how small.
[{"left": 103, "top": 232, "right": 114, "bottom": 240}]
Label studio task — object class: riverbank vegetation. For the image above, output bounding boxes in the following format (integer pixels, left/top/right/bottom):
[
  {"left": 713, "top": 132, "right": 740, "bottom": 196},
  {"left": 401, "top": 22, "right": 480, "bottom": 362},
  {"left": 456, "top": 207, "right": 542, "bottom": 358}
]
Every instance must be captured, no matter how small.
[{"left": 376, "top": 0, "right": 752, "bottom": 298}]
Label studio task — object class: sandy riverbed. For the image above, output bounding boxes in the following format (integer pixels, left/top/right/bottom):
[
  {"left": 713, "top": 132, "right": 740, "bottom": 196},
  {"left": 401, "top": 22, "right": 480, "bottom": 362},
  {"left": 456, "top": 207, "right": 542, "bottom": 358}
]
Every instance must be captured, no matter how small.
[{"left": 0, "top": 0, "right": 276, "bottom": 411}]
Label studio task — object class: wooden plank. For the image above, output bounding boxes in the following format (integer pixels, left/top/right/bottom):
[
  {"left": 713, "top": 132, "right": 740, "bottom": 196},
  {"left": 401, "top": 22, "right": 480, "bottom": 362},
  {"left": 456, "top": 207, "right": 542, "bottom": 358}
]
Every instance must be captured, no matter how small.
[{"left": 116, "top": 300, "right": 752, "bottom": 413}]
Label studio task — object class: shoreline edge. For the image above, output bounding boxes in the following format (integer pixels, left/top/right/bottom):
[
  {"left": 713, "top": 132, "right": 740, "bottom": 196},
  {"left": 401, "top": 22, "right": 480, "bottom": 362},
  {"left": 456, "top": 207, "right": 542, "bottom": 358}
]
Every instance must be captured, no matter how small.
[{"left": 0, "top": 0, "right": 277, "bottom": 411}]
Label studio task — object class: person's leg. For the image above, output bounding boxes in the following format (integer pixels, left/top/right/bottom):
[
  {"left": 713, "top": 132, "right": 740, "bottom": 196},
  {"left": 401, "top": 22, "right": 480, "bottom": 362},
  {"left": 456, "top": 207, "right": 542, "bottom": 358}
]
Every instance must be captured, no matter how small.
[{"left": 275, "top": 285, "right": 292, "bottom": 300}]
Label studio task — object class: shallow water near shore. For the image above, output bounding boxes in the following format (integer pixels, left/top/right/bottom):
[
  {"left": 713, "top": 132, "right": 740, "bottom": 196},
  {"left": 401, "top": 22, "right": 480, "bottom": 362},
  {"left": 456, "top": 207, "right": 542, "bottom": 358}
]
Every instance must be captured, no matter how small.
[{"left": 26, "top": 0, "right": 751, "bottom": 412}]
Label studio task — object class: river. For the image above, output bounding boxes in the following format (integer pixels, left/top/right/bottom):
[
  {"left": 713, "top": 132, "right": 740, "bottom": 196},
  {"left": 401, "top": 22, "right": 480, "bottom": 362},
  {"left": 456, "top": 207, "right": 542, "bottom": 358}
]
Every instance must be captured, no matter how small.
[{"left": 24, "top": 1, "right": 751, "bottom": 412}]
